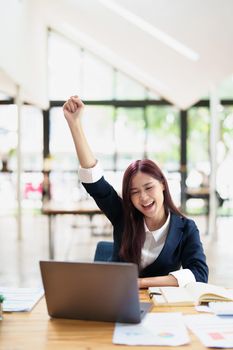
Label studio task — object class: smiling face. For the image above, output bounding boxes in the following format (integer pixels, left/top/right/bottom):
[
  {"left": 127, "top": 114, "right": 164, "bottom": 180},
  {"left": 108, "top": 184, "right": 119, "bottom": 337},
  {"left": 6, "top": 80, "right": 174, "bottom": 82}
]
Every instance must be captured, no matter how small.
[{"left": 130, "top": 171, "right": 166, "bottom": 228}]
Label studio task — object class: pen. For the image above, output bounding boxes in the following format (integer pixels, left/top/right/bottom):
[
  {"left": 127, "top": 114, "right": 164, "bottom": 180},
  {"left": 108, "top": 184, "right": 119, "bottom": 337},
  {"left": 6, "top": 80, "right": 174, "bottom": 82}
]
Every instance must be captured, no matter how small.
[{"left": 149, "top": 292, "right": 162, "bottom": 298}]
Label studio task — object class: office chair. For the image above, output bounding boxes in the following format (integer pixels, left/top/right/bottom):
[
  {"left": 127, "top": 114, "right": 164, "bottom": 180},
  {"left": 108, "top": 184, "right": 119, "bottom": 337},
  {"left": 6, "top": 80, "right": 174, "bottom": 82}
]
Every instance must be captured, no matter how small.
[{"left": 94, "top": 241, "right": 113, "bottom": 262}]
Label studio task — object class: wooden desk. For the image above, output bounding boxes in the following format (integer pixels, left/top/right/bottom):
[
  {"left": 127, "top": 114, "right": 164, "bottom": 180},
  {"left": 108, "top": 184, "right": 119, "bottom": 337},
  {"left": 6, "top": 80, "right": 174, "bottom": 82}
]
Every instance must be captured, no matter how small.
[
  {"left": 42, "top": 201, "right": 103, "bottom": 259},
  {"left": 0, "top": 291, "right": 205, "bottom": 350}
]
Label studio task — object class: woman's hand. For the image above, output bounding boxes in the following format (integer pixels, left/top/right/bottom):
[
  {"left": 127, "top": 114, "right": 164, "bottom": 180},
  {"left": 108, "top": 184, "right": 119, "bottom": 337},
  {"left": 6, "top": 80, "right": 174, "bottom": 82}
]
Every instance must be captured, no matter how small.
[{"left": 63, "top": 95, "right": 85, "bottom": 124}]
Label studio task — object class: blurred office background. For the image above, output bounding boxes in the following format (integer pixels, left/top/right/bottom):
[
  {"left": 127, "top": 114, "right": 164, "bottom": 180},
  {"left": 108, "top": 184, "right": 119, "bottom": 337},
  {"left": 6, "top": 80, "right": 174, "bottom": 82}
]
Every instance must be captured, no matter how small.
[{"left": 0, "top": 0, "right": 233, "bottom": 287}]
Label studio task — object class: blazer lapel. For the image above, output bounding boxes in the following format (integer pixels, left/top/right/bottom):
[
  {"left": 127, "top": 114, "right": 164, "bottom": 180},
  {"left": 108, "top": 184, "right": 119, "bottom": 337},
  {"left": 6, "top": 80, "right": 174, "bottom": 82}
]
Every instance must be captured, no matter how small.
[
  {"left": 141, "top": 213, "right": 185, "bottom": 274},
  {"left": 158, "top": 213, "right": 184, "bottom": 260}
]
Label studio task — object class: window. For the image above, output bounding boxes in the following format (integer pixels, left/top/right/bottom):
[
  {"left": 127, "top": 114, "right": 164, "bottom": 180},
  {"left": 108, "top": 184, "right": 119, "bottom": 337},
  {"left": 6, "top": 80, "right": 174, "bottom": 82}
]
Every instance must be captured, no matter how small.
[
  {"left": 0, "top": 104, "right": 43, "bottom": 211},
  {"left": 147, "top": 106, "right": 180, "bottom": 171},
  {"left": 115, "top": 107, "right": 145, "bottom": 169},
  {"left": 82, "top": 52, "right": 114, "bottom": 100},
  {"left": 115, "top": 71, "right": 146, "bottom": 100}
]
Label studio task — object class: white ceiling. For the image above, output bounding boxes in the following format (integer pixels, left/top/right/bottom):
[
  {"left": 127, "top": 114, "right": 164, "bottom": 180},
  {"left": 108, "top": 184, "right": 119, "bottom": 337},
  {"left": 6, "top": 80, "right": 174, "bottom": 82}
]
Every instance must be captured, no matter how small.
[{"left": 0, "top": 0, "right": 233, "bottom": 109}]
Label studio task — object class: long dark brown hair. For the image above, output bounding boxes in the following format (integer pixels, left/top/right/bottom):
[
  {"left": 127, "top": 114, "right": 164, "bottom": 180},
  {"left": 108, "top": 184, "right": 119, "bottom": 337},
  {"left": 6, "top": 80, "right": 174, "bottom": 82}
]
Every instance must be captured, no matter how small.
[{"left": 119, "top": 159, "right": 183, "bottom": 266}]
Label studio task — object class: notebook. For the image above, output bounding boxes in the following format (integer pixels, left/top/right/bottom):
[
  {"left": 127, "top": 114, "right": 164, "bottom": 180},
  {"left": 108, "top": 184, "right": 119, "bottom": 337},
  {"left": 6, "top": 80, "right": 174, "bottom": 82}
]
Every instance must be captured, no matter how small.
[{"left": 40, "top": 260, "right": 152, "bottom": 323}]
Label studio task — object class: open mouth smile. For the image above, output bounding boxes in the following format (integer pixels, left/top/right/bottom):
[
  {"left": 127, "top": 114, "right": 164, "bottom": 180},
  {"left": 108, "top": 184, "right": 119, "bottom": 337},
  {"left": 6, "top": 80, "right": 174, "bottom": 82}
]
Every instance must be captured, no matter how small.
[{"left": 141, "top": 201, "right": 155, "bottom": 210}]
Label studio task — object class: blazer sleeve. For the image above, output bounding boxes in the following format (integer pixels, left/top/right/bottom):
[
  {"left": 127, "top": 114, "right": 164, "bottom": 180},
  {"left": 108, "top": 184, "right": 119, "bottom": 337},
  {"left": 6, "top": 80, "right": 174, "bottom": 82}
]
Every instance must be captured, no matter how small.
[
  {"left": 82, "top": 176, "right": 123, "bottom": 226},
  {"left": 181, "top": 219, "right": 209, "bottom": 283}
]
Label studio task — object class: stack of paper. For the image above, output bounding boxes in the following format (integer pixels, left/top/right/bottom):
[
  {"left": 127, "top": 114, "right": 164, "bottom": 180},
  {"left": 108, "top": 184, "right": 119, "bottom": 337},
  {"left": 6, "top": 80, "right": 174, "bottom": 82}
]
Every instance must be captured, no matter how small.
[{"left": 0, "top": 286, "right": 44, "bottom": 312}]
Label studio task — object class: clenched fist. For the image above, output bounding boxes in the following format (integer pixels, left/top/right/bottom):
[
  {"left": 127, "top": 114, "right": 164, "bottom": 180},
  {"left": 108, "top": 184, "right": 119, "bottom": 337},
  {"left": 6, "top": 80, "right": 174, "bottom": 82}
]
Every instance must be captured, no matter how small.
[{"left": 63, "top": 95, "right": 85, "bottom": 124}]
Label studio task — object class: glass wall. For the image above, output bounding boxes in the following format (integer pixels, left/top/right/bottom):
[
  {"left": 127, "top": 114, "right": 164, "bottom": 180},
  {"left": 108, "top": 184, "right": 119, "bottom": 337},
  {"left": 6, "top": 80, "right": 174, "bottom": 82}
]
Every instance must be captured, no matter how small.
[
  {"left": 186, "top": 104, "right": 233, "bottom": 215},
  {"left": 115, "top": 107, "right": 145, "bottom": 169},
  {"left": 0, "top": 104, "right": 43, "bottom": 213},
  {"left": 1, "top": 30, "right": 233, "bottom": 216},
  {"left": 216, "top": 105, "right": 233, "bottom": 213},
  {"left": 47, "top": 30, "right": 233, "bottom": 214},
  {"left": 146, "top": 106, "right": 180, "bottom": 170}
]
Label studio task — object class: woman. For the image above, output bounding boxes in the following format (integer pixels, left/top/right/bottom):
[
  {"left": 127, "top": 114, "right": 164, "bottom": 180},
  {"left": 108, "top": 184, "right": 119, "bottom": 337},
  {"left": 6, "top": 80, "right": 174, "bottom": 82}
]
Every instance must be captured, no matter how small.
[{"left": 63, "top": 95, "right": 208, "bottom": 288}]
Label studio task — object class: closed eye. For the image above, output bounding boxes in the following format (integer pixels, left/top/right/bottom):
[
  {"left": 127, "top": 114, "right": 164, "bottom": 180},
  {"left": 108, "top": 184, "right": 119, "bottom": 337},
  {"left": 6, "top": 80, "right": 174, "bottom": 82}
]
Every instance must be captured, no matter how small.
[
  {"left": 131, "top": 191, "right": 139, "bottom": 195},
  {"left": 145, "top": 186, "right": 153, "bottom": 191}
]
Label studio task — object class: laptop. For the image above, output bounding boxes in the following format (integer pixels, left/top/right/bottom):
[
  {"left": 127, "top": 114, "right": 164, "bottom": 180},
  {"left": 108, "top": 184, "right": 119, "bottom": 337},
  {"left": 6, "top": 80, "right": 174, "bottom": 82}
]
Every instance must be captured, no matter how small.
[{"left": 39, "top": 260, "right": 152, "bottom": 323}]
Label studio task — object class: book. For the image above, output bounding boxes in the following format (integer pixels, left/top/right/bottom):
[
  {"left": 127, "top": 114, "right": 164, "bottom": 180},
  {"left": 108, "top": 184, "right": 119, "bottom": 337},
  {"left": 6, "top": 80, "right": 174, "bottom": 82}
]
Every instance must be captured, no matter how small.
[{"left": 148, "top": 282, "right": 233, "bottom": 307}]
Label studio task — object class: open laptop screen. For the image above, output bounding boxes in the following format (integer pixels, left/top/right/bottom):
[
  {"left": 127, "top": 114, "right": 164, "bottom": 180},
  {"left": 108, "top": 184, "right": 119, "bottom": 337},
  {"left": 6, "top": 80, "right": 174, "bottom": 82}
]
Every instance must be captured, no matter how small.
[{"left": 40, "top": 260, "right": 151, "bottom": 323}]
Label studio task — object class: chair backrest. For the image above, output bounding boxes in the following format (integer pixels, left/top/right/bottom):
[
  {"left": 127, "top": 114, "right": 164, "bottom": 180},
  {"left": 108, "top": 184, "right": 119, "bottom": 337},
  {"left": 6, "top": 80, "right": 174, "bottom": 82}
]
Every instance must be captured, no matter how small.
[{"left": 94, "top": 241, "right": 113, "bottom": 261}]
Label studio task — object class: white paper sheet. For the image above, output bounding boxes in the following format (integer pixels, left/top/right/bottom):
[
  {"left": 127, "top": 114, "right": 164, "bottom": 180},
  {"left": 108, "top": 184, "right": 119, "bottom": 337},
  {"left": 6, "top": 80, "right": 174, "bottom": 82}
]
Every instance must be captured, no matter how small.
[
  {"left": 0, "top": 286, "right": 44, "bottom": 312},
  {"left": 209, "top": 302, "right": 233, "bottom": 316},
  {"left": 185, "top": 314, "right": 233, "bottom": 348},
  {"left": 113, "top": 312, "right": 190, "bottom": 346}
]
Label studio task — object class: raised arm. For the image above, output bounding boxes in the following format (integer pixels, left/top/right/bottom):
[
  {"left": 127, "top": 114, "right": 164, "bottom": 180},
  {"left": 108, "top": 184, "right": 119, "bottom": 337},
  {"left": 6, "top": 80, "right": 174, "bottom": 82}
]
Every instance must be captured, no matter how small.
[{"left": 63, "top": 95, "right": 96, "bottom": 168}]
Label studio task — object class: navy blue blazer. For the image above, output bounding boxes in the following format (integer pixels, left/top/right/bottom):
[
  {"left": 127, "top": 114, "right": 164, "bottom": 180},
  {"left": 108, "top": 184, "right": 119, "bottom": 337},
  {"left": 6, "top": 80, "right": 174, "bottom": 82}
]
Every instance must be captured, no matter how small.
[{"left": 83, "top": 176, "right": 208, "bottom": 283}]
